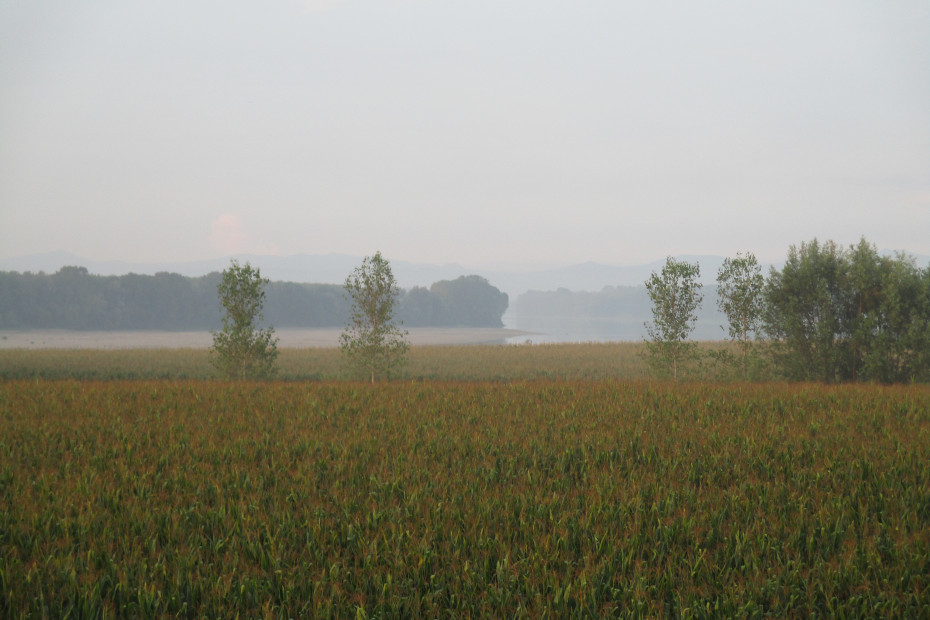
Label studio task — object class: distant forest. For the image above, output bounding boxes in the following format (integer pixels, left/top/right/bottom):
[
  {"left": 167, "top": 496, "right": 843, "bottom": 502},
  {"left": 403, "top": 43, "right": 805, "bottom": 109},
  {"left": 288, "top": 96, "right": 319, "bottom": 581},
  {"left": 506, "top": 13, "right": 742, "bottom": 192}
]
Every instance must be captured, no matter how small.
[{"left": 0, "top": 268, "right": 509, "bottom": 330}]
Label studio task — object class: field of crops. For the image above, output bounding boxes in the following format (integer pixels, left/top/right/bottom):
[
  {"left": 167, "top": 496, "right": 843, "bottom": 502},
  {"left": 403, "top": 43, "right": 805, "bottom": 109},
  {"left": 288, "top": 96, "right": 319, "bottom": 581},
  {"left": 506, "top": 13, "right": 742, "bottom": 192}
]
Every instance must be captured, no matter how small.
[
  {"left": 0, "top": 342, "right": 745, "bottom": 382},
  {"left": 2, "top": 378, "right": 929, "bottom": 617}
]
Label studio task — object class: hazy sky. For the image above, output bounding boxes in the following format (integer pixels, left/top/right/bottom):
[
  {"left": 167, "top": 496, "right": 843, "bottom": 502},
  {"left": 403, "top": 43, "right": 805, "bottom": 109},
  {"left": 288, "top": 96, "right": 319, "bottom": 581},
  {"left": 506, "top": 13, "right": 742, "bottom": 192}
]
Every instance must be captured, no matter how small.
[{"left": 2, "top": 1, "right": 928, "bottom": 270}]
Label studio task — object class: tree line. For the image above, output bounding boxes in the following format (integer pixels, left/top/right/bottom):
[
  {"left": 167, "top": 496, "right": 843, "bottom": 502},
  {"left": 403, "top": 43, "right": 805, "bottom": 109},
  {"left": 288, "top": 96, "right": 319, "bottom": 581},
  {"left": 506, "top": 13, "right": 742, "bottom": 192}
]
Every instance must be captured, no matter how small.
[
  {"left": 645, "top": 238, "right": 930, "bottom": 384},
  {"left": 0, "top": 267, "right": 509, "bottom": 330}
]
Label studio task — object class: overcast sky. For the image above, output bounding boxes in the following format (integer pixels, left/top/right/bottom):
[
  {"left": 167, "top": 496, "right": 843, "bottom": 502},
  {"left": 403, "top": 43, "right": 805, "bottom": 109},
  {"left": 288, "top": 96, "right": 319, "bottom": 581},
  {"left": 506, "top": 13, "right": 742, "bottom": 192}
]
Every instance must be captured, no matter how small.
[{"left": 1, "top": 0, "right": 928, "bottom": 270}]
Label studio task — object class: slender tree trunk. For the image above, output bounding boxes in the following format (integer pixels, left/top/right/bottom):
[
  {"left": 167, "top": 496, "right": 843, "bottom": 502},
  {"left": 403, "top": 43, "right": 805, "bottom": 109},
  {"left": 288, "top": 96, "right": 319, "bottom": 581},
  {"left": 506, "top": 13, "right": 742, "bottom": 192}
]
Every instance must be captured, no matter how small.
[
  {"left": 742, "top": 314, "right": 749, "bottom": 381},
  {"left": 743, "top": 343, "right": 749, "bottom": 381},
  {"left": 852, "top": 297, "right": 862, "bottom": 382}
]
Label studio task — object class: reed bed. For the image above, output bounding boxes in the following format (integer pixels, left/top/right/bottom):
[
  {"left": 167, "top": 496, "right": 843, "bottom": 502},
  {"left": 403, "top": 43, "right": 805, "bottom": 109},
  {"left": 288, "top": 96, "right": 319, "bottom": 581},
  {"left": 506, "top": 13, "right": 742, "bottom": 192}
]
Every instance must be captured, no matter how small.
[{"left": 1, "top": 380, "right": 928, "bottom": 616}]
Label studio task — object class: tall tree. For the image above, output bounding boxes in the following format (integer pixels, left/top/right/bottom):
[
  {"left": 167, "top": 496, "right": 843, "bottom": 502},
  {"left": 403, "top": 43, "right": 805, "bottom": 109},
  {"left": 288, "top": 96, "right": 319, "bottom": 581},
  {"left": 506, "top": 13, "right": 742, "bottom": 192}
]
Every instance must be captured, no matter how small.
[
  {"left": 764, "top": 239, "right": 848, "bottom": 382},
  {"left": 859, "top": 250, "right": 930, "bottom": 383},
  {"left": 644, "top": 257, "right": 703, "bottom": 381},
  {"left": 716, "top": 252, "right": 765, "bottom": 380},
  {"left": 340, "top": 252, "right": 409, "bottom": 383},
  {"left": 765, "top": 238, "right": 930, "bottom": 383},
  {"left": 843, "top": 238, "right": 888, "bottom": 381},
  {"left": 210, "top": 260, "right": 279, "bottom": 380}
]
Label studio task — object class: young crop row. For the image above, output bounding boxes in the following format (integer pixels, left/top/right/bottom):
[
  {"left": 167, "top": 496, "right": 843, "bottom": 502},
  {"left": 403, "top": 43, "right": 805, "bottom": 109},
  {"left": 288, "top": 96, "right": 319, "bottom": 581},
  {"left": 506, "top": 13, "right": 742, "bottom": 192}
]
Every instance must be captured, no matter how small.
[{"left": 1, "top": 380, "right": 928, "bottom": 616}]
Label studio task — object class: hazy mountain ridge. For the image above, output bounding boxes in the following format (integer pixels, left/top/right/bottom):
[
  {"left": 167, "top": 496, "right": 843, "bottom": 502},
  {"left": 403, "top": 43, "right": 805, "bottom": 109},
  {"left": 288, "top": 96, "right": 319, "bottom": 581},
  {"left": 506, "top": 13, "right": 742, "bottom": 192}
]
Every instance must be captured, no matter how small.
[
  {"left": 0, "top": 252, "right": 473, "bottom": 292},
  {"left": 7, "top": 248, "right": 926, "bottom": 298}
]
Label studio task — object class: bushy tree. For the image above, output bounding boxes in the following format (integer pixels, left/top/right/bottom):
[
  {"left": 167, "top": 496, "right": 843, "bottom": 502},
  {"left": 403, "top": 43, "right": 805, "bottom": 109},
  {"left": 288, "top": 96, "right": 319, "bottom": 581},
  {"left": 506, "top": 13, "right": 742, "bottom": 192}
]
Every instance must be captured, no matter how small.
[
  {"left": 340, "top": 252, "right": 409, "bottom": 383},
  {"left": 716, "top": 252, "right": 766, "bottom": 380},
  {"left": 878, "top": 256, "right": 930, "bottom": 383},
  {"left": 764, "top": 237, "right": 930, "bottom": 383},
  {"left": 210, "top": 260, "right": 279, "bottom": 379},
  {"left": 843, "top": 242, "right": 930, "bottom": 383},
  {"left": 429, "top": 275, "right": 509, "bottom": 327},
  {"left": 396, "top": 276, "right": 509, "bottom": 328},
  {"left": 644, "top": 257, "right": 703, "bottom": 381},
  {"left": 764, "top": 239, "right": 846, "bottom": 382},
  {"left": 842, "top": 239, "right": 887, "bottom": 381}
]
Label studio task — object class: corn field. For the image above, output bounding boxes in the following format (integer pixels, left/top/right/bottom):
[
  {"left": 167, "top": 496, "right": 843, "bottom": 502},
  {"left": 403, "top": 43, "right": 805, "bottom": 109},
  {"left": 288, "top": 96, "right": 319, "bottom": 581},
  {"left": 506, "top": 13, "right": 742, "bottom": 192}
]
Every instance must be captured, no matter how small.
[
  {"left": 2, "top": 379, "right": 929, "bottom": 617},
  {"left": 0, "top": 342, "right": 738, "bottom": 382}
]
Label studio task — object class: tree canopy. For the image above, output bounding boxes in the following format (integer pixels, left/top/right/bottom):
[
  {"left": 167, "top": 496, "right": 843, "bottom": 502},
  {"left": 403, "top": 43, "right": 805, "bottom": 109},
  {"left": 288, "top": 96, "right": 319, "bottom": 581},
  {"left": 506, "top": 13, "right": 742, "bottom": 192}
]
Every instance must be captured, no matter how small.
[
  {"left": 764, "top": 238, "right": 930, "bottom": 383},
  {"left": 210, "top": 260, "right": 279, "bottom": 380},
  {"left": 644, "top": 257, "right": 703, "bottom": 381},
  {"left": 716, "top": 252, "right": 766, "bottom": 380},
  {"left": 403, "top": 275, "right": 509, "bottom": 327},
  {"left": 340, "top": 252, "right": 409, "bottom": 383}
]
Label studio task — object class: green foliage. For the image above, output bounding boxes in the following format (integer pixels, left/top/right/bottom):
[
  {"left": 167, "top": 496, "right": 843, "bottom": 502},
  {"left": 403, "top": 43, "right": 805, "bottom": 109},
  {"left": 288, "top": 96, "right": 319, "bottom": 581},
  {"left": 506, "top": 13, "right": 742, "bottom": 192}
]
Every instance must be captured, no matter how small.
[
  {"left": 843, "top": 242, "right": 930, "bottom": 383},
  {"left": 340, "top": 252, "right": 409, "bottom": 382},
  {"left": 716, "top": 252, "right": 766, "bottom": 380},
  {"left": 2, "top": 380, "right": 929, "bottom": 616},
  {"left": 0, "top": 267, "right": 222, "bottom": 330},
  {"left": 210, "top": 260, "right": 279, "bottom": 379},
  {"left": 398, "top": 276, "right": 509, "bottom": 327},
  {"left": 428, "top": 275, "right": 509, "bottom": 326},
  {"left": 398, "top": 286, "right": 445, "bottom": 326},
  {"left": 764, "top": 239, "right": 850, "bottom": 382},
  {"left": 644, "top": 257, "right": 703, "bottom": 381},
  {"left": 4, "top": 236, "right": 927, "bottom": 386},
  {"left": 0, "top": 268, "right": 509, "bottom": 330},
  {"left": 261, "top": 281, "right": 351, "bottom": 327},
  {"left": 870, "top": 253, "right": 930, "bottom": 383},
  {"left": 765, "top": 238, "right": 930, "bottom": 383}
]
